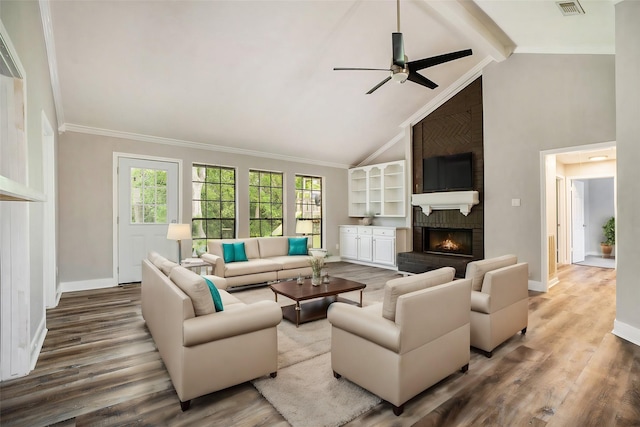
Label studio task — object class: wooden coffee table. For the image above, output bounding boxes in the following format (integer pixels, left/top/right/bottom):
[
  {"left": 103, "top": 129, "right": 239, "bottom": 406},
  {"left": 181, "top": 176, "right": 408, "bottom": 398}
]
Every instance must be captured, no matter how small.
[{"left": 269, "top": 277, "right": 366, "bottom": 327}]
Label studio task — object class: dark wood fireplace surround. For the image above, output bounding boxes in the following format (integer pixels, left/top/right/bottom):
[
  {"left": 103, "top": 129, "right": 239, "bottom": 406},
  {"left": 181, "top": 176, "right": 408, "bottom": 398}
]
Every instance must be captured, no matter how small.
[{"left": 398, "top": 78, "right": 484, "bottom": 277}]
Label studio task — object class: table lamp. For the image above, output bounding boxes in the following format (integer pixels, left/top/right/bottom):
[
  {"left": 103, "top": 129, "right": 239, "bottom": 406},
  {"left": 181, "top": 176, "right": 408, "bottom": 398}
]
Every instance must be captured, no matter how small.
[{"left": 167, "top": 223, "right": 191, "bottom": 263}]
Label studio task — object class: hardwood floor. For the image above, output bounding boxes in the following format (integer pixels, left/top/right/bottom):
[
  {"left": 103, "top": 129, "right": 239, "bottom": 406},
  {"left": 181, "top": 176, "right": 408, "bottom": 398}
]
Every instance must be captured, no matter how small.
[{"left": 1, "top": 263, "right": 638, "bottom": 426}]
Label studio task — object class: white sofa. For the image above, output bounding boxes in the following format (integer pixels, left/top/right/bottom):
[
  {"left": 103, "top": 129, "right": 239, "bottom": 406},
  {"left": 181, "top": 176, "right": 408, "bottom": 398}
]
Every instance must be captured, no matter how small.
[
  {"left": 142, "top": 252, "right": 282, "bottom": 410},
  {"left": 328, "top": 267, "right": 471, "bottom": 415},
  {"left": 201, "top": 236, "right": 313, "bottom": 289},
  {"left": 466, "top": 255, "right": 529, "bottom": 357}
]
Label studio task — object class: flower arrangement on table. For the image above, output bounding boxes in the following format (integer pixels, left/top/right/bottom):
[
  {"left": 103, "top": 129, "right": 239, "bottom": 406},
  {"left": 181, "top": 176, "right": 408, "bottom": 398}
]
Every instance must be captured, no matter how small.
[{"left": 308, "top": 255, "right": 325, "bottom": 286}]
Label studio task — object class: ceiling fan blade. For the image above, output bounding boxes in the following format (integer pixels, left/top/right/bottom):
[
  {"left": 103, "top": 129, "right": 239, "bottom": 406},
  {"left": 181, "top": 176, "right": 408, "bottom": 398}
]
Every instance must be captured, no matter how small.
[
  {"left": 366, "top": 76, "right": 392, "bottom": 94},
  {"left": 392, "top": 32, "right": 405, "bottom": 67},
  {"left": 407, "top": 72, "right": 438, "bottom": 90},
  {"left": 333, "top": 67, "right": 392, "bottom": 71},
  {"left": 407, "top": 49, "right": 472, "bottom": 71}
]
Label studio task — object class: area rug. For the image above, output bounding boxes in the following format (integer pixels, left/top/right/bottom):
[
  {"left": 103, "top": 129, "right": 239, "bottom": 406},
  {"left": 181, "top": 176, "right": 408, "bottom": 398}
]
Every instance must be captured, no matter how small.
[
  {"left": 233, "top": 282, "right": 385, "bottom": 426},
  {"left": 252, "top": 352, "right": 381, "bottom": 427}
]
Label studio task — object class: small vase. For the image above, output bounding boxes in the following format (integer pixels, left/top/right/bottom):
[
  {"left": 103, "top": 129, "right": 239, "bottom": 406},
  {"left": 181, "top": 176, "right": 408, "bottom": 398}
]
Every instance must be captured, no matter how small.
[{"left": 311, "top": 270, "right": 322, "bottom": 286}]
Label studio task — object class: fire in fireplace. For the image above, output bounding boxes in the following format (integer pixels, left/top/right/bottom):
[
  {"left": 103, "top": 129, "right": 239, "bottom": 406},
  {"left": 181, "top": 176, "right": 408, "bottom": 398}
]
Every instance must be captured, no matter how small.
[{"left": 424, "top": 228, "right": 473, "bottom": 257}]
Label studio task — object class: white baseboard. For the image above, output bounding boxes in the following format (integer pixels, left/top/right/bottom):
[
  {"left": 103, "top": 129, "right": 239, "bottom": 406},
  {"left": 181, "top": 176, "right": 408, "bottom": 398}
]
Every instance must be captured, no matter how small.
[
  {"left": 528, "top": 279, "right": 546, "bottom": 292},
  {"left": 30, "top": 316, "right": 47, "bottom": 371},
  {"left": 612, "top": 319, "right": 640, "bottom": 347},
  {"left": 60, "top": 277, "right": 118, "bottom": 293}
]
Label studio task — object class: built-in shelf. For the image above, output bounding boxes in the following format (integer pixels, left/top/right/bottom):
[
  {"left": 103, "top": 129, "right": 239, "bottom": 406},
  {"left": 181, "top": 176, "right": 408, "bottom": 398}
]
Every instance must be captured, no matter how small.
[
  {"left": 0, "top": 176, "right": 46, "bottom": 202},
  {"left": 411, "top": 191, "right": 479, "bottom": 216},
  {"left": 348, "top": 160, "right": 406, "bottom": 217}
]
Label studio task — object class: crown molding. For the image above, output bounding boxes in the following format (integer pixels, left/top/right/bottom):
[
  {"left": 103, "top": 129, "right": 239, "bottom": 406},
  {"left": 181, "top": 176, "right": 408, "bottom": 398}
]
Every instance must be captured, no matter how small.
[
  {"left": 39, "top": 0, "right": 65, "bottom": 132},
  {"left": 63, "top": 124, "right": 351, "bottom": 169}
]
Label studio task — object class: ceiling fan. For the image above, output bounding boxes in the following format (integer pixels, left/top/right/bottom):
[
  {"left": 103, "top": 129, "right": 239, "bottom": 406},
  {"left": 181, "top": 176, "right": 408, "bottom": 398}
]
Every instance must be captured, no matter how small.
[{"left": 334, "top": 0, "right": 472, "bottom": 94}]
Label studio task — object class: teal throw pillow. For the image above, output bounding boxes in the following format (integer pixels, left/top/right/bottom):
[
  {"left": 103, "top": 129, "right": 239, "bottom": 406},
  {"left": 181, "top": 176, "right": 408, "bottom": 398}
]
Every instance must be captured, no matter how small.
[
  {"left": 222, "top": 243, "right": 235, "bottom": 263},
  {"left": 233, "top": 242, "right": 248, "bottom": 262},
  {"left": 203, "top": 276, "right": 224, "bottom": 312},
  {"left": 288, "top": 237, "right": 308, "bottom": 256}
]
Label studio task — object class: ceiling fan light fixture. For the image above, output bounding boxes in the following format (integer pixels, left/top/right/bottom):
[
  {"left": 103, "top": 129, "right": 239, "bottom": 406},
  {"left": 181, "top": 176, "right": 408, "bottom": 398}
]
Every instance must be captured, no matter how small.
[{"left": 392, "top": 69, "right": 409, "bottom": 83}]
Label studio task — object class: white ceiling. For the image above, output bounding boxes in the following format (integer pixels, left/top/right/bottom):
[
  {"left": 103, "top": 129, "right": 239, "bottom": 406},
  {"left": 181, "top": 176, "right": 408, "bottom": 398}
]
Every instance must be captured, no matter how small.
[{"left": 46, "top": 0, "right": 615, "bottom": 168}]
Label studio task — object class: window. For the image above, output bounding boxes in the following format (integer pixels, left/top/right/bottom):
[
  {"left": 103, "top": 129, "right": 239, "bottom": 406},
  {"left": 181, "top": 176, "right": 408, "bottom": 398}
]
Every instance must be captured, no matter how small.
[
  {"left": 295, "top": 175, "right": 323, "bottom": 248},
  {"left": 131, "top": 168, "right": 167, "bottom": 223},
  {"left": 249, "top": 170, "right": 283, "bottom": 237},
  {"left": 192, "top": 164, "right": 236, "bottom": 255}
]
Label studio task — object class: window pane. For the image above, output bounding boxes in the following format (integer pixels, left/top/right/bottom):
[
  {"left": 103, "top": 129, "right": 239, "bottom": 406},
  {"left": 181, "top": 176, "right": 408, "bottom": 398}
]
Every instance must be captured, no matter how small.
[
  {"left": 143, "top": 205, "right": 156, "bottom": 223},
  {"left": 156, "top": 170, "right": 167, "bottom": 186},
  {"left": 295, "top": 174, "right": 323, "bottom": 248},
  {"left": 192, "top": 219, "right": 206, "bottom": 238},
  {"left": 221, "top": 184, "right": 235, "bottom": 201},
  {"left": 249, "top": 169, "right": 283, "bottom": 237},
  {"left": 221, "top": 202, "right": 234, "bottom": 218},
  {"left": 157, "top": 187, "right": 166, "bottom": 204},
  {"left": 192, "top": 164, "right": 236, "bottom": 247},
  {"left": 156, "top": 204, "right": 167, "bottom": 223}
]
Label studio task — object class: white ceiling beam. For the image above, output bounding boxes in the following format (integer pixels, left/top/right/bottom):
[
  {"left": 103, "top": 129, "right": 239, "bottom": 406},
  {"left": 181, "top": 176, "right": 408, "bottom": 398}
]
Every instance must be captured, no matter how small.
[{"left": 421, "top": 0, "right": 514, "bottom": 62}]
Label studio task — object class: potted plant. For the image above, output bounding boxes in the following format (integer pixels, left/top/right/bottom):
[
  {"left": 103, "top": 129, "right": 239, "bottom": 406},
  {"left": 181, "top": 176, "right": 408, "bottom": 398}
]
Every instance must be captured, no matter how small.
[{"left": 601, "top": 216, "right": 615, "bottom": 258}]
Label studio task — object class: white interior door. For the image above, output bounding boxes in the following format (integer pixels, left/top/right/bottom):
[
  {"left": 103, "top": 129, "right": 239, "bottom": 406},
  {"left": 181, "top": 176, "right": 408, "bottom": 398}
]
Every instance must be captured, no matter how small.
[
  {"left": 571, "top": 180, "right": 585, "bottom": 263},
  {"left": 118, "top": 158, "right": 179, "bottom": 283}
]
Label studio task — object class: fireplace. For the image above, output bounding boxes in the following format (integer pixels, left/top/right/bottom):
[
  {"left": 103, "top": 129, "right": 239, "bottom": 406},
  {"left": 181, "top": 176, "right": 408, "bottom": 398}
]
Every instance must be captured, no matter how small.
[{"left": 424, "top": 228, "right": 473, "bottom": 257}]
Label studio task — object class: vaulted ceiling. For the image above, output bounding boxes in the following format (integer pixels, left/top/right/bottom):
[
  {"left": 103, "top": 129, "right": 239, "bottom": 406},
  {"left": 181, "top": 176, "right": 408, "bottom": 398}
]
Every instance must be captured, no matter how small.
[{"left": 46, "top": 0, "right": 615, "bottom": 168}]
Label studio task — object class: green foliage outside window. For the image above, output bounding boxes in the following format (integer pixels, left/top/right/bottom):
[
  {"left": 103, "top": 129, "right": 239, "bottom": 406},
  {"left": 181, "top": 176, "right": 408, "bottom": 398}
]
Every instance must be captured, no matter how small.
[
  {"left": 192, "top": 165, "right": 236, "bottom": 255},
  {"left": 249, "top": 170, "right": 283, "bottom": 237},
  {"left": 131, "top": 168, "right": 167, "bottom": 224},
  {"left": 295, "top": 175, "right": 322, "bottom": 248}
]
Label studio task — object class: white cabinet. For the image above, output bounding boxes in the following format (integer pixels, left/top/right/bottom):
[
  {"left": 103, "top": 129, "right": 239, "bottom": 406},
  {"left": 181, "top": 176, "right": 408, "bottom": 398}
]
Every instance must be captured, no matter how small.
[
  {"left": 372, "top": 228, "right": 396, "bottom": 265},
  {"left": 340, "top": 226, "right": 407, "bottom": 269},
  {"left": 348, "top": 160, "right": 405, "bottom": 217}
]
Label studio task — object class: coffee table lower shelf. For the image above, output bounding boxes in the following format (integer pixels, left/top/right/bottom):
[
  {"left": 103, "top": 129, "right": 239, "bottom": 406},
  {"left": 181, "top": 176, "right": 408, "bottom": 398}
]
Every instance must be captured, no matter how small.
[{"left": 281, "top": 296, "right": 360, "bottom": 327}]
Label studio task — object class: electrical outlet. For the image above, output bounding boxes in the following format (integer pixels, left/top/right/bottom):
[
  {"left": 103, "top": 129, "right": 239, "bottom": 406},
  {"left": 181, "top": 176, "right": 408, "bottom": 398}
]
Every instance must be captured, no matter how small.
[{"left": 335, "top": 243, "right": 339, "bottom": 250}]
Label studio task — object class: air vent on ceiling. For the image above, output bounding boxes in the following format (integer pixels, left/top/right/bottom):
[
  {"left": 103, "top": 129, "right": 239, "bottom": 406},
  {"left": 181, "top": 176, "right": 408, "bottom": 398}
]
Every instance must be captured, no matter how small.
[{"left": 556, "top": 0, "right": 585, "bottom": 16}]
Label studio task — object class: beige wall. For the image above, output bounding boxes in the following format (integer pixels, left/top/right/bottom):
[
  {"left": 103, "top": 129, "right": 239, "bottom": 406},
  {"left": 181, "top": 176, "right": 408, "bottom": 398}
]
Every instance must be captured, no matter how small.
[
  {"left": 1, "top": 1, "right": 58, "bottom": 342},
  {"left": 57, "top": 131, "right": 349, "bottom": 283},
  {"left": 482, "top": 53, "right": 616, "bottom": 284},
  {"left": 615, "top": 0, "right": 640, "bottom": 340}
]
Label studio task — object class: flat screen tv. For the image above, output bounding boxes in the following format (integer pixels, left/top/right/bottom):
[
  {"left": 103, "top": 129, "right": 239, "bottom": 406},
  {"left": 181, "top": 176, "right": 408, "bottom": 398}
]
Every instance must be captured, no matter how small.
[{"left": 423, "top": 152, "right": 473, "bottom": 192}]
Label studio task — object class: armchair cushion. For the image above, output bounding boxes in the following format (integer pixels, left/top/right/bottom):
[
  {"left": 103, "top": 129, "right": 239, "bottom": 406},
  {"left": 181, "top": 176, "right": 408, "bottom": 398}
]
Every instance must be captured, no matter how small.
[
  {"left": 382, "top": 267, "right": 455, "bottom": 321},
  {"left": 182, "top": 300, "right": 282, "bottom": 346},
  {"left": 170, "top": 267, "right": 215, "bottom": 316},
  {"left": 466, "top": 255, "right": 517, "bottom": 291},
  {"left": 328, "top": 303, "right": 400, "bottom": 352}
]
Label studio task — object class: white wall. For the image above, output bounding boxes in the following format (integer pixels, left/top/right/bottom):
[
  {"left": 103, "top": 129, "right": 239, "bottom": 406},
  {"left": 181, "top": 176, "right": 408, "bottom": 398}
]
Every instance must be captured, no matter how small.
[
  {"left": 57, "top": 131, "right": 350, "bottom": 285},
  {"left": 614, "top": 0, "right": 640, "bottom": 344},
  {"left": 483, "top": 53, "right": 616, "bottom": 284},
  {"left": 1, "top": 0, "right": 59, "bottom": 374}
]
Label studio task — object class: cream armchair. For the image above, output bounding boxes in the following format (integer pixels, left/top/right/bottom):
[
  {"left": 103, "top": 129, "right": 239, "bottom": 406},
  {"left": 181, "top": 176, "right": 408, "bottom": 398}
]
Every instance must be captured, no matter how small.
[
  {"left": 466, "top": 255, "right": 529, "bottom": 357},
  {"left": 327, "top": 267, "right": 471, "bottom": 416}
]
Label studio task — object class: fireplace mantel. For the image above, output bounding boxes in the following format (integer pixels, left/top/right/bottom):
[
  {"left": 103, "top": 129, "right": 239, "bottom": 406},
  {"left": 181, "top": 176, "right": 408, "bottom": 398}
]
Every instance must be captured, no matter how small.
[{"left": 411, "top": 191, "right": 479, "bottom": 216}]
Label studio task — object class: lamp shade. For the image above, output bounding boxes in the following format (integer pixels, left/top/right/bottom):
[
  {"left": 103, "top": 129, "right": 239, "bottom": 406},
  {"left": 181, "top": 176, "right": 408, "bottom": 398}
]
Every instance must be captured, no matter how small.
[
  {"left": 295, "top": 219, "right": 313, "bottom": 235},
  {"left": 167, "top": 223, "right": 191, "bottom": 240}
]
